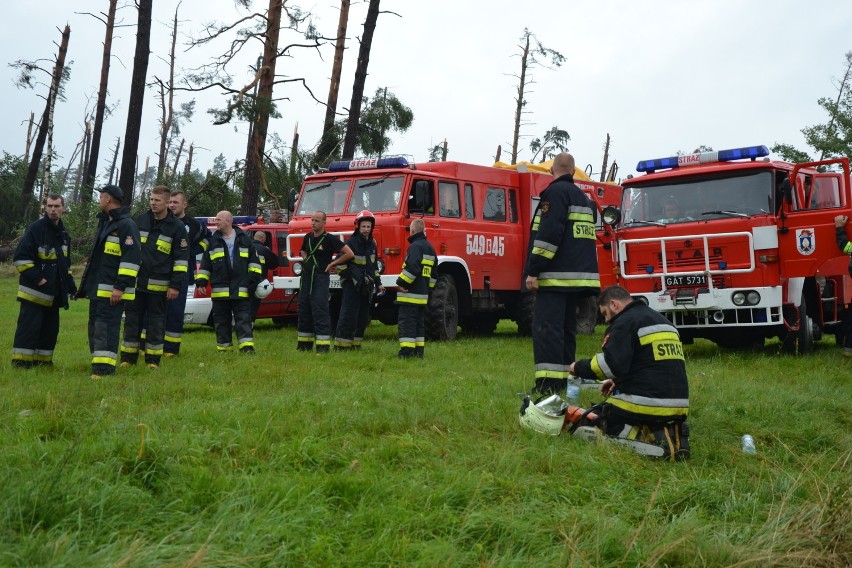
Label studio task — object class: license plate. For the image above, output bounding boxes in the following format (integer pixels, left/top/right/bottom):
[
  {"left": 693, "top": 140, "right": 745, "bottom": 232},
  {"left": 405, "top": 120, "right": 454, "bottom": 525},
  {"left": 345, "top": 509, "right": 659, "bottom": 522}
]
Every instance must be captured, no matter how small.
[
  {"left": 330, "top": 278, "right": 342, "bottom": 289},
  {"left": 664, "top": 275, "right": 706, "bottom": 287}
]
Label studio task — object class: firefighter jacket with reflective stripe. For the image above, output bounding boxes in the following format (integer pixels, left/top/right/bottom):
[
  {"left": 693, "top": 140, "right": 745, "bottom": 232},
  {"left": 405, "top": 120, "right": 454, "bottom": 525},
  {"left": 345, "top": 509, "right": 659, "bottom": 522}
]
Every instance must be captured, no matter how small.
[
  {"left": 135, "top": 210, "right": 190, "bottom": 293},
  {"left": 573, "top": 300, "right": 689, "bottom": 423},
  {"left": 80, "top": 207, "right": 141, "bottom": 301},
  {"left": 179, "top": 211, "right": 210, "bottom": 273},
  {"left": 524, "top": 174, "right": 600, "bottom": 294},
  {"left": 836, "top": 225, "right": 852, "bottom": 275},
  {"left": 13, "top": 215, "right": 76, "bottom": 308},
  {"left": 395, "top": 231, "right": 436, "bottom": 305},
  {"left": 196, "top": 227, "right": 263, "bottom": 299},
  {"left": 340, "top": 230, "right": 380, "bottom": 287}
]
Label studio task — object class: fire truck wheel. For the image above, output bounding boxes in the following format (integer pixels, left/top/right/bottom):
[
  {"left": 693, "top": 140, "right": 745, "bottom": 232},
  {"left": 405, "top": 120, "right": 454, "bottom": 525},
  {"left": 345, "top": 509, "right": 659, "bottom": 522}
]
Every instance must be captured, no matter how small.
[
  {"left": 426, "top": 274, "right": 459, "bottom": 341},
  {"left": 576, "top": 296, "right": 597, "bottom": 335},
  {"left": 782, "top": 295, "right": 814, "bottom": 355}
]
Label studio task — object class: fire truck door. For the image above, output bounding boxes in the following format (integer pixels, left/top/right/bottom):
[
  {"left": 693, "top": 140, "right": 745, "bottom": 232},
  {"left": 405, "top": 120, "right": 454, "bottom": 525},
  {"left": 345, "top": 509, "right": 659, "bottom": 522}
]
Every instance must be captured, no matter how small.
[{"left": 779, "top": 159, "right": 851, "bottom": 279}]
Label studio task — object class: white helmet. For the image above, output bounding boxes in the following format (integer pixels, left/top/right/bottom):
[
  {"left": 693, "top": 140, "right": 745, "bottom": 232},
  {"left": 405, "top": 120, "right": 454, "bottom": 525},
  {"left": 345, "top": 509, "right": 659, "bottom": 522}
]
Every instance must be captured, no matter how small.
[
  {"left": 254, "top": 279, "right": 273, "bottom": 299},
  {"left": 519, "top": 395, "right": 568, "bottom": 436}
]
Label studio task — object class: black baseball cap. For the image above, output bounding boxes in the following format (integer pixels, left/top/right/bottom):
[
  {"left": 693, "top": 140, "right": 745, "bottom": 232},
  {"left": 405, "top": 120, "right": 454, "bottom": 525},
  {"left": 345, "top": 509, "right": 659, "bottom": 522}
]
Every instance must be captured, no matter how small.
[{"left": 99, "top": 184, "right": 124, "bottom": 203}]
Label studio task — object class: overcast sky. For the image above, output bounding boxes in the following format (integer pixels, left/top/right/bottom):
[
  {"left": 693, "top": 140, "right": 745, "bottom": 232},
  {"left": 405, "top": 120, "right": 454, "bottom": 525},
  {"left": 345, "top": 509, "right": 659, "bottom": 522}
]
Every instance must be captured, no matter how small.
[{"left": 2, "top": 0, "right": 850, "bottom": 186}]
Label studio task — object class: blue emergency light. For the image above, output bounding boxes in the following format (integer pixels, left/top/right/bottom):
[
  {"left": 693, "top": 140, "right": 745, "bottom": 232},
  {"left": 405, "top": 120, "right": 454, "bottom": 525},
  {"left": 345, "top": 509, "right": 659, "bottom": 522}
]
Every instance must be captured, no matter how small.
[
  {"left": 327, "top": 156, "right": 410, "bottom": 172},
  {"left": 636, "top": 145, "right": 769, "bottom": 173}
]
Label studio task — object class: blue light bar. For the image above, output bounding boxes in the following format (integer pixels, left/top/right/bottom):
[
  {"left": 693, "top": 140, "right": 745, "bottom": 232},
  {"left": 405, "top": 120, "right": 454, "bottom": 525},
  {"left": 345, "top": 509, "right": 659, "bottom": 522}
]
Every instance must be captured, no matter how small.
[
  {"left": 327, "top": 156, "right": 410, "bottom": 172},
  {"left": 636, "top": 145, "right": 769, "bottom": 173}
]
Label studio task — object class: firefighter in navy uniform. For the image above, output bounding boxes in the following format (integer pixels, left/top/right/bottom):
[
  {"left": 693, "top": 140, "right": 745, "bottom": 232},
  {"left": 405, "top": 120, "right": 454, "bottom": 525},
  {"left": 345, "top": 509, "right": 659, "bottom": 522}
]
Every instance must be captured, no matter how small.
[
  {"left": 11, "top": 194, "right": 77, "bottom": 368},
  {"left": 568, "top": 285, "right": 690, "bottom": 461},
  {"left": 77, "top": 184, "right": 141, "bottom": 380},
  {"left": 250, "top": 230, "right": 278, "bottom": 323},
  {"left": 121, "top": 185, "right": 190, "bottom": 368},
  {"left": 195, "top": 210, "right": 263, "bottom": 353},
  {"left": 296, "top": 210, "right": 353, "bottom": 353},
  {"left": 162, "top": 190, "right": 210, "bottom": 356},
  {"left": 834, "top": 214, "right": 852, "bottom": 356},
  {"left": 524, "top": 152, "right": 600, "bottom": 395},
  {"left": 396, "top": 218, "right": 436, "bottom": 358},
  {"left": 334, "top": 210, "right": 385, "bottom": 350}
]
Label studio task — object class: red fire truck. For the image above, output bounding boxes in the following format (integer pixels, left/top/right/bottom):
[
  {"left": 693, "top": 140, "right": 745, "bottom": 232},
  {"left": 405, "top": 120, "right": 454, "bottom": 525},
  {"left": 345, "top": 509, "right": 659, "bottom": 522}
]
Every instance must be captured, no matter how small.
[
  {"left": 275, "top": 157, "right": 621, "bottom": 339},
  {"left": 600, "top": 145, "right": 851, "bottom": 353}
]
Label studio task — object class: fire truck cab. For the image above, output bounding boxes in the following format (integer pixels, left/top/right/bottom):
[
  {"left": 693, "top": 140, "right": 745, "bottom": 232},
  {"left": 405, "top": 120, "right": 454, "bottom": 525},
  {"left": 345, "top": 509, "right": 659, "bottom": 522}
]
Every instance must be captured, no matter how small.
[
  {"left": 602, "top": 145, "right": 852, "bottom": 353},
  {"left": 275, "top": 157, "right": 619, "bottom": 339}
]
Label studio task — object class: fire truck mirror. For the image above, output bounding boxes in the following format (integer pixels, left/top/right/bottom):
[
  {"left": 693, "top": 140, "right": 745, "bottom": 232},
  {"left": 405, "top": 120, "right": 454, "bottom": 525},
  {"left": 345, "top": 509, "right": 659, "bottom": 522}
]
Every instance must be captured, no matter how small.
[
  {"left": 409, "top": 180, "right": 434, "bottom": 214},
  {"left": 779, "top": 178, "right": 793, "bottom": 207}
]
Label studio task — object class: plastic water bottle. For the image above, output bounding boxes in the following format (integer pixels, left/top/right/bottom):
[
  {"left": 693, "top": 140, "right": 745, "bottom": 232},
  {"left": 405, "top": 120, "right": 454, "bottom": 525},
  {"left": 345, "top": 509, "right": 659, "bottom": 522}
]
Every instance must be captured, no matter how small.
[
  {"left": 741, "top": 434, "right": 756, "bottom": 455},
  {"left": 565, "top": 378, "right": 580, "bottom": 405}
]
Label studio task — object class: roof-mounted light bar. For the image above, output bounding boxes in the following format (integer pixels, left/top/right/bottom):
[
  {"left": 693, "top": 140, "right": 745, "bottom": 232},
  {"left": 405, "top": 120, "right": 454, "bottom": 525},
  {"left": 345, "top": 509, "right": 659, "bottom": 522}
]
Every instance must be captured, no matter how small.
[
  {"left": 327, "top": 156, "right": 410, "bottom": 173},
  {"left": 636, "top": 145, "right": 769, "bottom": 173}
]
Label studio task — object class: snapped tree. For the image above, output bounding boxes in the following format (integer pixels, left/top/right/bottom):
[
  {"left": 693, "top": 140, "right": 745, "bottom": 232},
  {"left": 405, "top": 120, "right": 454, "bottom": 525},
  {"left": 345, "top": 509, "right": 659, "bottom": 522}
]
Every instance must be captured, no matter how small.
[
  {"left": 182, "top": 0, "right": 329, "bottom": 216},
  {"left": 509, "top": 28, "right": 564, "bottom": 165}
]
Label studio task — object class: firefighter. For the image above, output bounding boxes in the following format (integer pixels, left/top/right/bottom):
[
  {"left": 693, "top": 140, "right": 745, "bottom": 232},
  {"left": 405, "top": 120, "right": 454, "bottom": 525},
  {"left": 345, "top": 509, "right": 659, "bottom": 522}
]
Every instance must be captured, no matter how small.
[
  {"left": 567, "top": 285, "right": 690, "bottom": 461},
  {"left": 250, "top": 230, "right": 278, "bottom": 323},
  {"left": 121, "top": 185, "right": 190, "bottom": 368},
  {"left": 524, "top": 152, "right": 600, "bottom": 395},
  {"left": 334, "top": 210, "right": 384, "bottom": 350},
  {"left": 396, "top": 218, "right": 436, "bottom": 358},
  {"left": 77, "top": 184, "right": 141, "bottom": 380},
  {"left": 11, "top": 194, "right": 77, "bottom": 368},
  {"left": 162, "top": 190, "right": 210, "bottom": 356},
  {"left": 834, "top": 214, "right": 852, "bottom": 356},
  {"left": 195, "top": 211, "right": 263, "bottom": 353},
  {"left": 296, "top": 210, "right": 353, "bottom": 353}
]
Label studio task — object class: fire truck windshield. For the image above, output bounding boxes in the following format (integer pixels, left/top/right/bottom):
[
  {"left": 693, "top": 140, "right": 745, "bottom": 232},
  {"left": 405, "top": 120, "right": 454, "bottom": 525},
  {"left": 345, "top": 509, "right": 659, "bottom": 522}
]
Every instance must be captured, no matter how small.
[
  {"left": 621, "top": 171, "right": 773, "bottom": 225},
  {"left": 298, "top": 180, "right": 352, "bottom": 215},
  {"left": 347, "top": 176, "right": 404, "bottom": 213}
]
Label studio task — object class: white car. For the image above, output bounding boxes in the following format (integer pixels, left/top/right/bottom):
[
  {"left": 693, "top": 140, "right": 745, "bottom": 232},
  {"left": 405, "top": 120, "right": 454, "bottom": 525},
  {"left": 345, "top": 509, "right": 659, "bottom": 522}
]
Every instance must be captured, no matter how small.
[{"left": 183, "top": 284, "right": 213, "bottom": 326}]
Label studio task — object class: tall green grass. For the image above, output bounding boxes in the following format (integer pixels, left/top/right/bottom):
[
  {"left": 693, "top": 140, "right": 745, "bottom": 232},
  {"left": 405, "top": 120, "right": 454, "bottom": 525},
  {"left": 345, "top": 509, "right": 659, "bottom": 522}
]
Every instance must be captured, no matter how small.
[{"left": 0, "top": 274, "right": 850, "bottom": 567}]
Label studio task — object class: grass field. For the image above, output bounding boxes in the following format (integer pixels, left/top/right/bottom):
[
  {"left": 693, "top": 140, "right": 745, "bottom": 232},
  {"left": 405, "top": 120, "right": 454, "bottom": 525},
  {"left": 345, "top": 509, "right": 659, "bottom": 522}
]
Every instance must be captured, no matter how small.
[{"left": 0, "top": 272, "right": 850, "bottom": 567}]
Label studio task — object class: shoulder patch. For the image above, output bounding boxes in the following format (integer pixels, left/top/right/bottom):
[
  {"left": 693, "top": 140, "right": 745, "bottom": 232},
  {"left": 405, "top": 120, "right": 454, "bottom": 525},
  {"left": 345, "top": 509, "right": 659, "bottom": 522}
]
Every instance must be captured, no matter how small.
[
  {"left": 125, "top": 235, "right": 134, "bottom": 246},
  {"left": 180, "top": 239, "right": 188, "bottom": 248},
  {"left": 540, "top": 201, "right": 550, "bottom": 215}
]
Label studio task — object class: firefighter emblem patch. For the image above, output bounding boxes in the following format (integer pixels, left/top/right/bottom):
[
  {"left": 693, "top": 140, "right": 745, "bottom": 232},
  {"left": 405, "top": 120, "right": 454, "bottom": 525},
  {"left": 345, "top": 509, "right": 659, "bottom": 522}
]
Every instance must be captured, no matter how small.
[
  {"left": 540, "top": 201, "right": 550, "bottom": 215},
  {"left": 796, "top": 228, "right": 815, "bottom": 255},
  {"left": 180, "top": 239, "right": 188, "bottom": 248},
  {"left": 125, "top": 235, "right": 134, "bottom": 246}
]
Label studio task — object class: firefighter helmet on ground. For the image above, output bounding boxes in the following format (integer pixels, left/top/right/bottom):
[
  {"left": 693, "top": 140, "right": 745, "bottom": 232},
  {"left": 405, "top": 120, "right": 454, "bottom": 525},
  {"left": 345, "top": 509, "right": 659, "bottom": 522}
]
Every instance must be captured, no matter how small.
[
  {"left": 519, "top": 395, "right": 567, "bottom": 436},
  {"left": 355, "top": 209, "right": 375, "bottom": 227}
]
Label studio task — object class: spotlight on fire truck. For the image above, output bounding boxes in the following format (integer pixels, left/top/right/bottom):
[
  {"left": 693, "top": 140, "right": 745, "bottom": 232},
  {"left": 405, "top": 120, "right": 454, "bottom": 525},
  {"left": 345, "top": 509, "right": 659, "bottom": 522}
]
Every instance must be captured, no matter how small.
[
  {"left": 292, "top": 262, "right": 303, "bottom": 276},
  {"left": 602, "top": 205, "right": 621, "bottom": 227},
  {"left": 636, "top": 145, "right": 770, "bottom": 173},
  {"left": 732, "top": 290, "right": 762, "bottom": 306},
  {"left": 328, "top": 156, "right": 411, "bottom": 172}
]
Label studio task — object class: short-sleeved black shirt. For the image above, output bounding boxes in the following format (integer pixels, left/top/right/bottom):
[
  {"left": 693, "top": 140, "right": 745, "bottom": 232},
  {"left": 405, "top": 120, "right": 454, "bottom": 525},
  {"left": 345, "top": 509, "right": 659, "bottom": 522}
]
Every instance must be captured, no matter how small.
[{"left": 301, "top": 232, "right": 345, "bottom": 273}]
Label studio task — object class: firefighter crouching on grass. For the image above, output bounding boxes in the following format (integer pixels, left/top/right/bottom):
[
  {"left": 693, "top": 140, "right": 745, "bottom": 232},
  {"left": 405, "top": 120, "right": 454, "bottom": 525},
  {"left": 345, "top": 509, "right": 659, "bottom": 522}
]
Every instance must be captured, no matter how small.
[
  {"left": 121, "top": 185, "right": 190, "bottom": 368},
  {"left": 396, "top": 218, "right": 436, "bottom": 359},
  {"left": 195, "top": 211, "right": 263, "bottom": 353},
  {"left": 567, "top": 285, "right": 691, "bottom": 461},
  {"left": 12, "top": 194, "right": 77, "bottom": 368},
  {"left": 334, "top": 210, "right": 385, "bottom": 350},
  {"left": 77, "top": 184, "right": 141, "bottom": 380}
]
